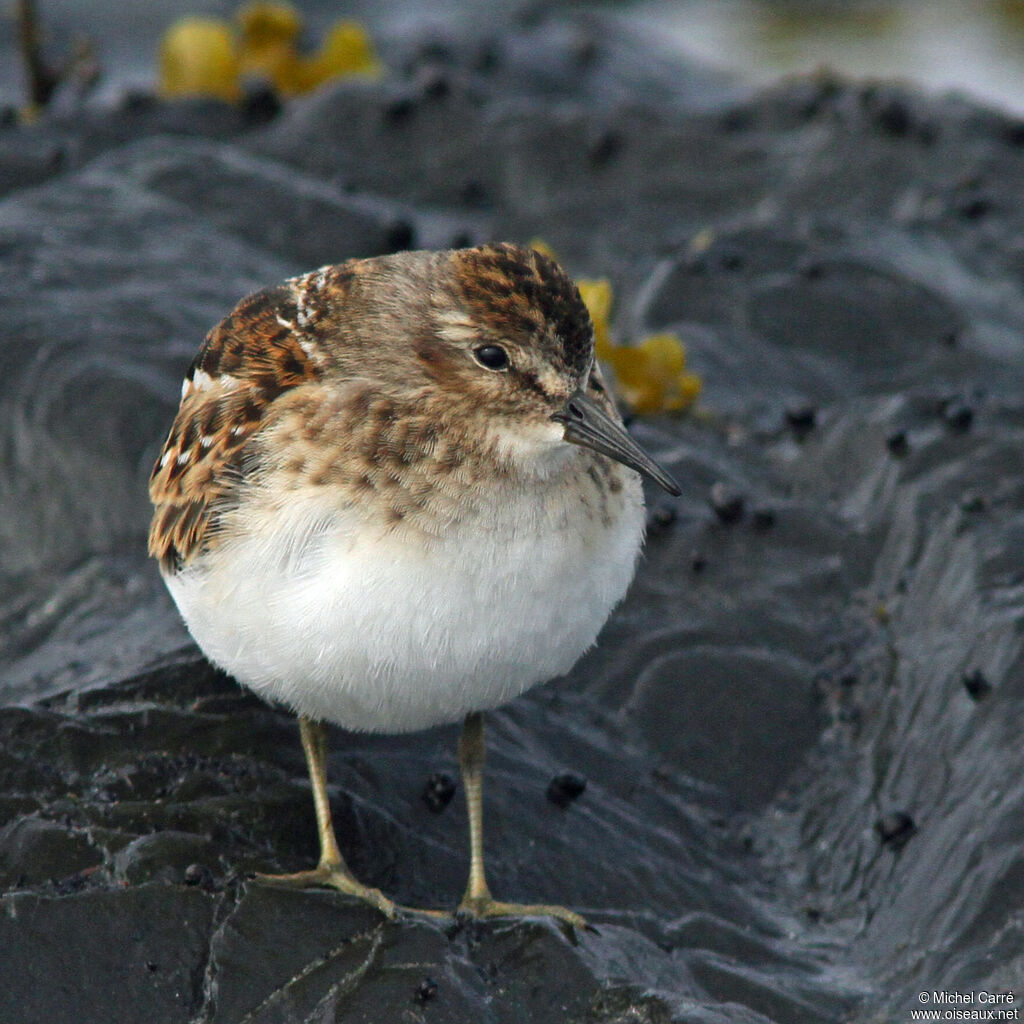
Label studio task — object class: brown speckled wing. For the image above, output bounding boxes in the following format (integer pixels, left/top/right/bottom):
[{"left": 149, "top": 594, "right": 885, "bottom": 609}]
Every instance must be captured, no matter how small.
[{"left": 148, "top": 277, "right": 331, "bottom": 572}]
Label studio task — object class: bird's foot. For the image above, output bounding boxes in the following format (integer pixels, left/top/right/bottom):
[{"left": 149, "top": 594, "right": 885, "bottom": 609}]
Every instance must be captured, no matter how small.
[
  {"left": 458, "top": 893, "right": 588, "bottom": 931},
  {"left": 255, "top": 863, "right": 455, "bottom": 922},
  {"left": 255, "top": 863, "right": 399, "bottom": 920}
]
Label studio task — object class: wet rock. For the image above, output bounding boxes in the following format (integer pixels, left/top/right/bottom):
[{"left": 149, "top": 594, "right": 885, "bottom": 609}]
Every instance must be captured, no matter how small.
[
  {"left": 0, "top": 884, "right": 216, "bottom": 1024},
  {"left": 206, "top": 888, "right": 607, "bottom": 1024},
  {"left": 3, "top": 10, "right": 1024, "bottom": 1023},
  {"left": 0, "top": 816, "right": 101, "bottom": 889},
  {"left": 113, "top": 831, "right": 222, "bottom": 886}
]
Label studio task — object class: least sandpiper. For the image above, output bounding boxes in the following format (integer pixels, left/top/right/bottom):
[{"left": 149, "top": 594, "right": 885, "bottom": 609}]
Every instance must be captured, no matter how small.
[{"left": 149, "top": 243, "right": 680, "bottom": 926}]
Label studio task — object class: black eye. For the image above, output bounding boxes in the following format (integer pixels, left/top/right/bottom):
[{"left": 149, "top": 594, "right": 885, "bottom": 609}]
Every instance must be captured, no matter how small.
[{"left": 473, "top": 345, "right": 510, "bottom": 370}]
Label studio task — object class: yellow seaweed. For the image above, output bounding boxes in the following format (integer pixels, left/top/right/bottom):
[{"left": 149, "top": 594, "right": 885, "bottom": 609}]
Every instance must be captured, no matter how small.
[
  {"left": 236, "top": 2, "right": 301, "bottom": 94},
  {"left": 578, "top": 277, "right": 700, "bottom": 415},
  {"left": 530, "top": 241, "right": 701, "bottom": 415},
  {"left": 158, "top": 4, "right": 381, "bottom": 102},
  {"left": 159, "top": 18, "right": 242, "bottom": 102},
  {"left": 297, "top": 21, "right": 383, "bottom": 90}
]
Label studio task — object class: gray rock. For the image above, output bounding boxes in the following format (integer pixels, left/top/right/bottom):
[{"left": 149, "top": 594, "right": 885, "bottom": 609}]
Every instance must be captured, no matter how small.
[{"left": 2, "top": 13, "right": 1023, "bottom": 1023}]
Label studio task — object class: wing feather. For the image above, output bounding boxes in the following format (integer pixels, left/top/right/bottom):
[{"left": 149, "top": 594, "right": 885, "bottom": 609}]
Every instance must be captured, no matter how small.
[{"left": 148, "top": 279, "right": 330, "bottom": 572}]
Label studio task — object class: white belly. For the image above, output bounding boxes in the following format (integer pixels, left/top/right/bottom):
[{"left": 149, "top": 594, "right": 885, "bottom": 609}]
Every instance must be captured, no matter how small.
[{"left": 164, "top": 474, "right": 644, "bottom": 732}]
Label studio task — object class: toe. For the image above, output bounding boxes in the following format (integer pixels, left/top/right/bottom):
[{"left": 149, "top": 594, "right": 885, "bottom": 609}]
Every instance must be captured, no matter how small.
[{"left": 458, "top": 895, "right": 586, "bottom": 931}]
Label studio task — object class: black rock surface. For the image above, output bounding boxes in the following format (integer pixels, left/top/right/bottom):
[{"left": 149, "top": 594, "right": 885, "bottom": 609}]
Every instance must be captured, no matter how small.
[{"left": 3, "top": 12, "right": 1024, "bottom": 1023}]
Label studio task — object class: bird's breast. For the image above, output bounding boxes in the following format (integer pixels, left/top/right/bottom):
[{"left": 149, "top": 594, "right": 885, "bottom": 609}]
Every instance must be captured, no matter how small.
[{"left": 165, "top": 454, "right": 645, "bottom": 732}]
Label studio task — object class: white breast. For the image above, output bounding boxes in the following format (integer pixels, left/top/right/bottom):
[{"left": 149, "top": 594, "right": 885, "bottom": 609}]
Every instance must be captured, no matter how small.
[{"left": 164, "top": 468, "right": 644, "bottom": 733}]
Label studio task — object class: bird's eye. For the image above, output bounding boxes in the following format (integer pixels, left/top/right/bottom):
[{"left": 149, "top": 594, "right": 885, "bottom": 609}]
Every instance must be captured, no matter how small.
[{"left": 473, "top": 345, "right": 510, "bottom": 371}]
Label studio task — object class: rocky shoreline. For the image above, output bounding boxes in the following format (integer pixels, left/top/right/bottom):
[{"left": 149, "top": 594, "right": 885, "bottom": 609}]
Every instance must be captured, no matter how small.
[{"left": 2, "top": 10, "right": 1023, "bottom": 1021}]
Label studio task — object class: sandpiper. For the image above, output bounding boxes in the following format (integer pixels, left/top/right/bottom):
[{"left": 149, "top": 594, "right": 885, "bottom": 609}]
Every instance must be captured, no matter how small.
[{"left": 149, "top": 243, "right": 680, "bottom": 926}]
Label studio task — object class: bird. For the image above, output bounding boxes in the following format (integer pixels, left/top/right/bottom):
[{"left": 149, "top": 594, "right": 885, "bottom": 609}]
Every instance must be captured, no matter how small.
[{"left": 148, "top": 242, "right": 680, "bottom": 927}]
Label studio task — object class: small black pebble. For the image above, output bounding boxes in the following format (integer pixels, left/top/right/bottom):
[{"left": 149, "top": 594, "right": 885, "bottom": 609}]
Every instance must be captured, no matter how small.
[
  {"left": 796, "top": 92, "right": 825, "bottom": 121},
  {"left": 961, "top": 493, "right": 987, "bottom": 514},
  {"left": 588, "top": 130, "right": 623, "bottom": 168},
  {"left": 646, "top": 503, "right": 677, "bottom": 533},
  {"left": 422, "top": 772, "right": 456, "bottom": 813},
  {"left": 717, "top": 248, "right": 744, "bottom": 271},
  {"left": 840, "top": 673, "right": 858, "bottom": 688},
  {"left": 382, "top": 96, "right": 416, "bottom": 126},
  {"left": 547, "top": 772, "right": 587, "bottom": 809},
  {"left": 146, "top": 962, "right": 159, "bottom": 973},
  {"left": 799, "top": 260, "right": 825, "bottom": 281},
  {"left": 415, "top": 977, "right": 438, "bottom": 1003},
  {"left": 941, "top": 329, "right": 959, "bottom": 347},
  {"left": 241, "top": 84, "right": 282, "bottom": 124},
  {"left": 573, "top": 36, "right": 598, "bottom": 67},
  {"left": 471, "top": 40, "right": 501, "bottom": 74},
  {"left": 719, "top": 107, "right": 752, "bottom": 132},
  {"left": 385, "top": 220, "right": 416, "bottom": 252},
  {"left": 459, "top": 179, "right": 488, "bottom": 207},
  {"left": 942, "top": 401, "right": 974, "bottom": 432},
  {"left": 53, "top": 872, "right": 91, "bottom": 896},
  {"left": 1001, "top": 120, "right": 1024, "bottom": 147},
  {"left": 418, "top": 67, "right": 451, "bottom": 100},
  {"left": 874, "top": 97, "right": 912, "bottom": 137},
  {"left": 958, "top": 197, "right": 992, "bottom": 221},
  {"left": 183, "top": 863, "right": 215, "bottom": 890},
  {"left": 710, "top": 482, "right": 745, "bottom": 524},
  {"left": 690, "top": 552, "right": 707, "bottom": 573},
  {"left": 785, "top": 404, "right": 817, "bottom": 439},
  {"left": 751, "top": 508, "right": 775, "bottom": 531},
  {"left": 415, "top": 39, "right": 455, "bottom": 65},
  {"left": 886, "top": 430, "right": 909, "bottom": 457},
  {"left": 121, "top": 90, "right": 157, "bottom": 114},
  {"left": 875, "top": 811, "right": 917, "bottom": 850},
  {"left": 962, "top": 669, "right": 993, "bottom": 700}
]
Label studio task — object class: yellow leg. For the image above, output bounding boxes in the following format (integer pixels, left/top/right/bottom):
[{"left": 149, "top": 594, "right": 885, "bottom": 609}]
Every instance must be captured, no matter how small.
[
  {"left": 457, "top": 712, "right": 586, "bottom": 930},
  {"left": 256, "top": 717, "right": 399, "bottom": 919}
]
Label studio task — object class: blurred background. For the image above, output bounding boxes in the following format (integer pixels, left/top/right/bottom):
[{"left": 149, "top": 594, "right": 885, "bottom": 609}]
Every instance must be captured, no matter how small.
[{"left": 6, "top": 0, "right": 1024, "bottom": 114}]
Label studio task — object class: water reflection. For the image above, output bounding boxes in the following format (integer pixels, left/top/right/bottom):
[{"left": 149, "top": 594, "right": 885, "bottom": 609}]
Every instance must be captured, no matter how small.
[{"left": 631, "top": 0, "right": 1024, "bottom": 114}]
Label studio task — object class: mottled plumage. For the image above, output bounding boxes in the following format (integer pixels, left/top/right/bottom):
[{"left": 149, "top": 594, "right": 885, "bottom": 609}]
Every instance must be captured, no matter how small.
[
  {"left": 148, "top": 243, "right": 679, "bottom": 924},
  {"left": 150, "top": 245, "right": 620, "bottom": 572}
]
